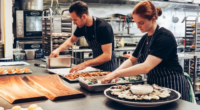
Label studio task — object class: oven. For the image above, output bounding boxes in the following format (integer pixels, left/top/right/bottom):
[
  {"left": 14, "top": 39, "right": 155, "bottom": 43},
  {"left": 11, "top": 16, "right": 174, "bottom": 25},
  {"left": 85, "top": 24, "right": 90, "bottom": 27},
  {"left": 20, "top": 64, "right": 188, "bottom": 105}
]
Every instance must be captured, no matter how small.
[{"left": 16, "top": 10, "right": 42, "bottom": 37}]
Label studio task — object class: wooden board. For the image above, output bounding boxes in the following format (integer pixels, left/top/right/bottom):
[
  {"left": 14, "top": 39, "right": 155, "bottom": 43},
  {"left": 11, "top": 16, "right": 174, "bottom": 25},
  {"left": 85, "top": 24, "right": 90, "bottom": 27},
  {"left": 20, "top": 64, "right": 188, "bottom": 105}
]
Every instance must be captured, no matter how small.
[
  {"left": 0, "top": 76, "right": 46, "bottom": 103},
  {"left": 23, "top": 75, "right": 86, "bottom": 101}
]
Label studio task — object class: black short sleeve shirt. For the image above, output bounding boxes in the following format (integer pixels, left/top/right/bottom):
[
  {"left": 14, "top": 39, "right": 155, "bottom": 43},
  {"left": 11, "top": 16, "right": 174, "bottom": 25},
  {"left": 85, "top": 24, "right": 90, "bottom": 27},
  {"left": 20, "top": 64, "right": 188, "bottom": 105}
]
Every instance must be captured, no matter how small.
[
  {"left": 132, "top": 27, "right": 183, "bottom": 73},
  {"left": 74, "top": 17, "right": 114, "bottom": 50}
]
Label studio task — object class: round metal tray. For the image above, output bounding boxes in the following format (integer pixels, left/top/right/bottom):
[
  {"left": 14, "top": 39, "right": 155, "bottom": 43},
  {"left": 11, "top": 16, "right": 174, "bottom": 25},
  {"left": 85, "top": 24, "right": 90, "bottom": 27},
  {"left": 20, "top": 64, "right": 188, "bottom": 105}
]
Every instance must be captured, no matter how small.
[{"left": 104, "top": 88, "right": 181, "bottom": 107}]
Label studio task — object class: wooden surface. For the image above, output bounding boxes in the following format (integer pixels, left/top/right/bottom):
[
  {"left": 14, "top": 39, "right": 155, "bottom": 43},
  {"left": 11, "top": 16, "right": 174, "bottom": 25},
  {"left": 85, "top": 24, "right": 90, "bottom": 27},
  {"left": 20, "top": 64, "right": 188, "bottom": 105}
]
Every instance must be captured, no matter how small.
[
  {"left": 23, "top": 75, "right": 86, "bottom": 100},
  {"left": 0, "top": 76, "right": 46, "bottom": 103}
]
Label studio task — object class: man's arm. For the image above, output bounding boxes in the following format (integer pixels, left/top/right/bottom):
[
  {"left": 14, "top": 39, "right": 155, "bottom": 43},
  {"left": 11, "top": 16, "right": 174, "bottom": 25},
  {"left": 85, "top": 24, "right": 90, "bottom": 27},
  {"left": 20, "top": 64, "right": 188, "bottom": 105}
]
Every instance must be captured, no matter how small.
[
  {"left": 49, "top": 35, "right": 80, "bottom": 58},
  {"left": 84, "top": 43, "right": 112, "bottom": 67}
]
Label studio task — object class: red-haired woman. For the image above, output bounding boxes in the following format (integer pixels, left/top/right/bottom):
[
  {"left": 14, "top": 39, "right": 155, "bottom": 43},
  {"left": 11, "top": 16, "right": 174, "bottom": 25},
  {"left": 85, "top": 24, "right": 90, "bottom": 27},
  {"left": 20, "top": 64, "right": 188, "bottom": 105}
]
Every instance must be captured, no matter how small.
[{"left": 101, "top": 0, "right": 190, "bottom": 101}]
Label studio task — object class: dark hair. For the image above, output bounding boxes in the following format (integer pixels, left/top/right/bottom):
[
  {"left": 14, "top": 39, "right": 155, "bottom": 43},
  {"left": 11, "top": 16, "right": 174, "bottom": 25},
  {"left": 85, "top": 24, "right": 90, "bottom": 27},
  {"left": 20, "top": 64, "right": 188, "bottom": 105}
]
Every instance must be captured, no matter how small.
[
  {"left": 69, "top": 1, "right": 89, "bottom": 18},
  {"left": 132, "top": 0, "right": 162, "bottom": 20}
]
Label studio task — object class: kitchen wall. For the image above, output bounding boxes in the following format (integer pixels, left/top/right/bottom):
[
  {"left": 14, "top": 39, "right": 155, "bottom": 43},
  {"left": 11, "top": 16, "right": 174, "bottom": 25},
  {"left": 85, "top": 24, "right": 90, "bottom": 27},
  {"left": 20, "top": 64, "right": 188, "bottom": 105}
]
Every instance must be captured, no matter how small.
[
  {"left": 45, "top": 2, "right": 199, "bottom": 37},
  {"left": 0, "top": 0, "right": 1, "bottom": 41},
  {"left": 87, "top": 4, "right": 199, "bottom": 37}
]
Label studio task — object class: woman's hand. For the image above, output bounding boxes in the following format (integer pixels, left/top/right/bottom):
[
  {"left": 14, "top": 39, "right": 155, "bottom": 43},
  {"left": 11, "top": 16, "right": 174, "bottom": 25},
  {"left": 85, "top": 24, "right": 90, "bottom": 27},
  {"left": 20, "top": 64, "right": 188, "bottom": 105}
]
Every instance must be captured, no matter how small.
[{"left": 101, "top": 71, "right": 118, "bottom": 84}]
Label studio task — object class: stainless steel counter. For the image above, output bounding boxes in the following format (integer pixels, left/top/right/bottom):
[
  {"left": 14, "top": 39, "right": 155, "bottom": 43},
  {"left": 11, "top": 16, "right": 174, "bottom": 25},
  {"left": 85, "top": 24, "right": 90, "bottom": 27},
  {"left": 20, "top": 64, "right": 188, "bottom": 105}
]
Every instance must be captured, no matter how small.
[
  {"left": 69, "top": 46, "right": 136, "bottom": 52},
  {"left": 0, "top": 60, "right": 200, "bottom": 110}
]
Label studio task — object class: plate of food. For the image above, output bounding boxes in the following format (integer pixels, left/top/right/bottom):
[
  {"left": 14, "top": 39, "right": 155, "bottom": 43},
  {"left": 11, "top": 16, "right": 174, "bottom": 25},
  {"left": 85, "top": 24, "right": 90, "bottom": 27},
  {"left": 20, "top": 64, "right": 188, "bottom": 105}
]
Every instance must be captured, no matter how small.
[
  {"left": 0, "top": 68, "right": 7, "bottom": 75},
  {"left": 47, "top": 67, "right": 101, "bottom": 81},
  {"left": 104, "top": 84, "right": 181, "bottom": 107},
  {"left": 6, "top": 104, "right": 43, "bottom": 110},
  {"left": 65, "top": 71, "right": 110, "bottom": 82},
  {"left": 79, "top": 76, "right": 144, "bottom": 92},
  {"left": 22, "top": 67, "right": 32, "bottom": 74},
  {"left": 6, "top": 68, "right": 15, "bottom": 74},
  {"left": 14, "top": 68, "right": 24, "bottom": 74}
]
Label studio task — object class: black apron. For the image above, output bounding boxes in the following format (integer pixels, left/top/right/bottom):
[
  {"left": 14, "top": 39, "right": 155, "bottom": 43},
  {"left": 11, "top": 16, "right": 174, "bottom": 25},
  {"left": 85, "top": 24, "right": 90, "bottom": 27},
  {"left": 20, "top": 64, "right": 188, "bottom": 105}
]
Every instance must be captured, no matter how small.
[
  {"left": 85, "top": 17, "right": 117, "bottom": 72},
  {"left": 137, "top": 25, "right": 190, "bottom": 101}
]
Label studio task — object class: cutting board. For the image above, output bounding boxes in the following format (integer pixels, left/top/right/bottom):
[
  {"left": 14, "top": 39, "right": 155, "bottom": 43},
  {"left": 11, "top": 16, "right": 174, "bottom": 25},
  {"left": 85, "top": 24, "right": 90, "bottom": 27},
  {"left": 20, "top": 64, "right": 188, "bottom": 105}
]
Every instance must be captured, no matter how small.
[
  {"left": 0, "top": 76, "right": 46, "bottom": 103},
  {"left": 23, "top": 75, "right": 86, "bottom": 100}
]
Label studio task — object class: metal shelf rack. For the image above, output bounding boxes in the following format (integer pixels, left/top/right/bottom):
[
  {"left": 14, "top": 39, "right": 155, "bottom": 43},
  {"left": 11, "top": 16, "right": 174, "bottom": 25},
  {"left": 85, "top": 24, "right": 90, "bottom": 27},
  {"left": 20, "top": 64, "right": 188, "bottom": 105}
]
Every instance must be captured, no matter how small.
[{"left": 42, "top": 8, "right": 72, "bottom": 56}]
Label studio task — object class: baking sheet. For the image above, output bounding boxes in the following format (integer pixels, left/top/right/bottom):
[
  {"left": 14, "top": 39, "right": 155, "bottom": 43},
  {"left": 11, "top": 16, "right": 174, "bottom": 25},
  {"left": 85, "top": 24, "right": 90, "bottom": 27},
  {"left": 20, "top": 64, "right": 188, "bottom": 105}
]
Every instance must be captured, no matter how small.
[
  {"left": 0, "top": 61, "right": 30, "bottom": 66},
  {"left": 79, "top": 76, "right": 145, "bottom": 92},
  {"left": 0, "top": 69, "right": 32, "bottom": 76},
  {"left": 47, "top": 67, "right": 101, "bottom": 81},
  {"left": 7, "top": 107, "right": 43, "bottom": 110}
]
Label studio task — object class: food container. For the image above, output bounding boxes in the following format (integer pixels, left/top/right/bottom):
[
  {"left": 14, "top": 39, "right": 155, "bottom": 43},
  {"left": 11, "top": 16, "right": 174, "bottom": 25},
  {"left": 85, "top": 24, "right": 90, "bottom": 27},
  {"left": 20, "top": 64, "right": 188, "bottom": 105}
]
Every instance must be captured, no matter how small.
[
  {"left": 46, "top": 55, "right": 73, "bottom": 68},
  {"left": 79, "top": 76, "right": 144, "bottom": 92}
]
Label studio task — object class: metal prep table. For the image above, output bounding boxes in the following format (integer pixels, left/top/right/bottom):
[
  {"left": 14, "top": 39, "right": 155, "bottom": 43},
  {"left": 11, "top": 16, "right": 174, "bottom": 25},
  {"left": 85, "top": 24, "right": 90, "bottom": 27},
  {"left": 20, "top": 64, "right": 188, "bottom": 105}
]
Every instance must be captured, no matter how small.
[
  {"left": 0, "top": 60, "right": 200, "bottom": 110},
  {"left": 69, "top": 46, "right": 136, "bottom": 65}
]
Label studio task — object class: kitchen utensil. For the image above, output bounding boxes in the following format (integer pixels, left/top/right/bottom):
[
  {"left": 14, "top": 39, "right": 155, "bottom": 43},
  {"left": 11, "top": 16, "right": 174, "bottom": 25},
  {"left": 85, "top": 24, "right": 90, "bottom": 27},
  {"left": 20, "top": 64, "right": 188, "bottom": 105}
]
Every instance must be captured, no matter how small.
[
  {"left": 51, "top": 0, "right": 62, "bottom": 15},
  {"left": 25, "top": 49, "right": 36, "bottom": 60},
  {"left": 23, "top": 75, "right": 86, "bottom": 100},
  {"left": 118, "top": 16, "right": 121, "bottom": 31},
  {"left": 172, "top": 8, "right": 179, "bottom": 23},
  {"left": 130, "top": 17, "right": 133, "bottom": 28},
  {"left": 46, "top": 55, "right": 73, "bottom": 68},
  {"left": 0, "top": 76, "right": 46, "bottom": 103},
  {"left": 122, "top": 16, "right": 125, "bottom": 31}
]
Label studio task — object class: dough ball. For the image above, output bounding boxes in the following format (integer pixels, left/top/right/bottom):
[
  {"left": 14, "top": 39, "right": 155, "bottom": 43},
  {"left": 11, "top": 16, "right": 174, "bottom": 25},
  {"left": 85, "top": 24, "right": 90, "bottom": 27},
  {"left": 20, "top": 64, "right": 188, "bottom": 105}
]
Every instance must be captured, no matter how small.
[
  {"left": 11, "top": 106, "right": 21, "bottom": 110},
  {"left": 0, "top": 107, "right": 4, "bottom": 110},
  {"left": 28, "top": 104, "right": 38, "bottom": 110}
]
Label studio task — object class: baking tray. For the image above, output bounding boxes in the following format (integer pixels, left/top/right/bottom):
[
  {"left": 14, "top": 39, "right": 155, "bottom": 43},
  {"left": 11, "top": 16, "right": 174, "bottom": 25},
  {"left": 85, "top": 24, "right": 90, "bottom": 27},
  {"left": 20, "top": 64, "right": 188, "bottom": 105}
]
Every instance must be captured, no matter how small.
[
  {"left": 7, "top": 107, "right": 43, "bottom": 110},
  {"left": 0, "top": 68, "right": 32, "bottom": 76},
  {"left": 47, "top": 67, "right": 101, "bottom": 82},
  {"left": 79, "top": 76, "right": 144, "bottom": 92}
]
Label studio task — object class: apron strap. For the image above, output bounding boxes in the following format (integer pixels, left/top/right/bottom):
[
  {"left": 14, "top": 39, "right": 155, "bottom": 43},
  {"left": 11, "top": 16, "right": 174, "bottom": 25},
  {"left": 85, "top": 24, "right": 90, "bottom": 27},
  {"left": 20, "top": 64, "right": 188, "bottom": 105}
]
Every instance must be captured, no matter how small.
[{"left": 85, "top": 16, "right": 97, "bottom": 39}]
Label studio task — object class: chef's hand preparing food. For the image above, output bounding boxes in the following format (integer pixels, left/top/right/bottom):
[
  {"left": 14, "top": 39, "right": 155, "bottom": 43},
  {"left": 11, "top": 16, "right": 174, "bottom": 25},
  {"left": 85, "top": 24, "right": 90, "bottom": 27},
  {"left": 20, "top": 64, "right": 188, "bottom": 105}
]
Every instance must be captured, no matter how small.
[
  {"left": 49, "top": 1, "right": 117, "bottom": 73},
  {"left": 101, "top": 0, "right": 190, "bottom": 102}
]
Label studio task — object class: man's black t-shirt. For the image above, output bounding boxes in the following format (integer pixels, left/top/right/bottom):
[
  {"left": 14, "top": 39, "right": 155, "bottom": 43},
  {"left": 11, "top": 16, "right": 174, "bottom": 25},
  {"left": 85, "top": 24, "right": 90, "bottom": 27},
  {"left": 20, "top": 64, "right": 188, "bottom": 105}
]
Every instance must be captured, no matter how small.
[
  {"left": 74, "top": 17, "right": 114, "bottom": 50},
  {"left": 132, "top": 27, "right": 183, "bottom": 73}
]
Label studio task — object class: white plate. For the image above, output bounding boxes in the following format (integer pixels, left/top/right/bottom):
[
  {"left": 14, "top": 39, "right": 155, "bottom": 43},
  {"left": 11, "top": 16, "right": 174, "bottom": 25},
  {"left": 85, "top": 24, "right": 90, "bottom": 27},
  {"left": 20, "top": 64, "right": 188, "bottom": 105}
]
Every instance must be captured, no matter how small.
[{"left": 104, "top": 88, "right": 181, "bottom": 107}]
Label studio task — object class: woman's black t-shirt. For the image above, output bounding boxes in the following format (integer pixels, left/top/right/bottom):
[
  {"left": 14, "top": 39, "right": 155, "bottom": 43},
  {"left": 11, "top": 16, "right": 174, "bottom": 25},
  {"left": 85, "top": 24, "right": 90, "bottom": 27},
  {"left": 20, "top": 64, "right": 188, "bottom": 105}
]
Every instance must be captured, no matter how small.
[{"left": 132, "top": 27, "right": 183, "bottom": 73}]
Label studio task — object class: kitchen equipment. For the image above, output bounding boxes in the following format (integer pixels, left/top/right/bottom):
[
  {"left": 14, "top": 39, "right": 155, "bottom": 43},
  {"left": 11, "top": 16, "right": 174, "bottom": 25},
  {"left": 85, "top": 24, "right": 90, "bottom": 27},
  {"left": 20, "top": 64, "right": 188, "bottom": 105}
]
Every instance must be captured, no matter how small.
[
  {"left": 23, "top": 0, "right": 43, "bottom": 10},
  {"left": 51, "top": 0, "right": 62, "bottom": 15},
  {"left": 0, "top": 76, "right": 46, "bottom": 103},
  {"left": 46, "top": 55, "right": 73, "bottom": 68},
  {"left": 16, "top": 10, "right": 43, "bottom": 37},
  {"left": 79, "top": 76, "right": 144, "bottom": 92},
  {"left": 23, "top": 75, "right": 86, "bottom": 100},
  {"left": 104, "top": 87, "right": 181, "bottom": 107},
  {"left": 172, "top": 8, "right": 179, "bottom": 23},
  {"left": 25, "top": 49, "right": 36, "bottom": 60},
  {"left": 0, "top": 58, "right": 12, "bottom": 62}
]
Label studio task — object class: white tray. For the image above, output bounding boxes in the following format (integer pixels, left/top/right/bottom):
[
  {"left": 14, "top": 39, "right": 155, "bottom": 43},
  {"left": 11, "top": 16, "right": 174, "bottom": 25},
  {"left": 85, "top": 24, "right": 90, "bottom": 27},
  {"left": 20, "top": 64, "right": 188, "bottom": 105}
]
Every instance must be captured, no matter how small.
[{"left": 7, "top": 107, "right": 43, "bottom": 110}]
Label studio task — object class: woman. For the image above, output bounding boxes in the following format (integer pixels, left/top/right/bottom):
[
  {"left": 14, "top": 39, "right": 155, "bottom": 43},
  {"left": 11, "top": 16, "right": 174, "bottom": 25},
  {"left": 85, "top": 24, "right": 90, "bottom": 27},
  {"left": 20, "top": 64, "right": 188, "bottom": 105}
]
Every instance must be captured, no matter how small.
[{"left": 101, "top": 0, "right": 190, "bottom": 101}]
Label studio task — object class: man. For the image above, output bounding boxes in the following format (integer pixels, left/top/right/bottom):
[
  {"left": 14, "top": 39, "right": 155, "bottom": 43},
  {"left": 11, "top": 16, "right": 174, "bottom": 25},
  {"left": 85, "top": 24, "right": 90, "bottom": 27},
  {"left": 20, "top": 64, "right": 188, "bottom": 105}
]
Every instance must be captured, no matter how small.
[{"left": 49, "top": 1, "right": 117, "bottom": 73}]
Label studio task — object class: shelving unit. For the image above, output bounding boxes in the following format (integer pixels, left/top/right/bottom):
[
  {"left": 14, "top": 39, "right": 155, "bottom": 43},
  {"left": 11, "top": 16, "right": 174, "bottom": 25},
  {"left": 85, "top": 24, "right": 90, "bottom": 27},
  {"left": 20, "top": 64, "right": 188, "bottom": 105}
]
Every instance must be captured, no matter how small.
[
  {"left": 42, "top": 9, "right": 72, "bottom": 56},
  {"left": 184, "top": 16, "right": 200, "bottom": 95}
]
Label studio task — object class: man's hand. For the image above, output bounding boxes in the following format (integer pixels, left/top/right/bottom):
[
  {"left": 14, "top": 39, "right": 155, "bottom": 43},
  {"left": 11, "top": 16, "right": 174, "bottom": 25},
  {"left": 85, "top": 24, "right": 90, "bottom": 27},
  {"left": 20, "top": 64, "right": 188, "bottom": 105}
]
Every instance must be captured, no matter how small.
[
  {"left": 69, "top": 62, "right": 87, "bottom": 73},
  {"left": 49, "top": 49, "right": 60, "bottom": 58}
]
